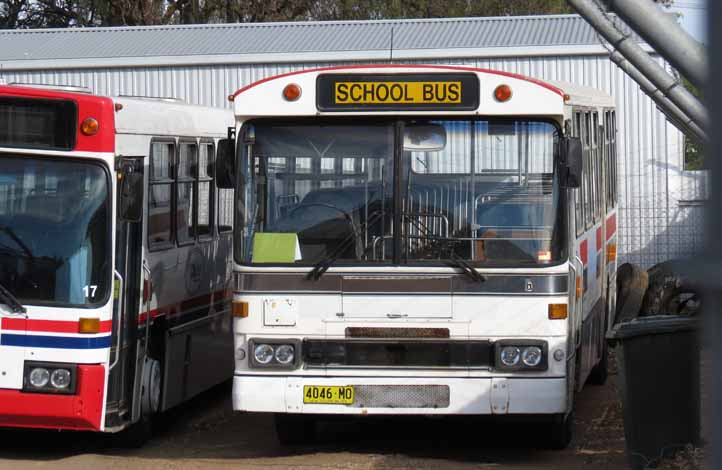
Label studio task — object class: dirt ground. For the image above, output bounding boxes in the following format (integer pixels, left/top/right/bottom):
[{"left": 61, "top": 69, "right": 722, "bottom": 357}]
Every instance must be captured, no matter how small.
[{"left": 0, "top": 362, "right": 634, "bottom": 470}]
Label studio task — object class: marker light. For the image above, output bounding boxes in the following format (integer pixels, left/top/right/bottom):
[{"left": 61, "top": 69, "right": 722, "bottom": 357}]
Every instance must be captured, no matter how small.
[
  {"left": 232, "top": 300, "right": 249, "bottom": 318},
  {"left": 78, "top": 317, "right": 100, "bottom": 334},
  {"left": 548, "top": 303, "right": 568, "bottom": 320},
  {"left": 494, "top": 84, "right": 513, "bottom": 102},
  {"left": 576, "top": 276, "right": 583, "bottom": 298},
  {"left": 282, "top": 83, "right": 302, "bottom": 102},
  {"left": 80, "top": 117, "right": 99, "bottom": 136},
  {"left": 607, "top": 243, "right": 617, "bottom": 263}
]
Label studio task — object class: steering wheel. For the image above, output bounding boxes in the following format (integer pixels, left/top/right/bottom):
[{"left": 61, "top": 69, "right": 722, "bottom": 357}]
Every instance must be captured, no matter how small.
[{"left": 288, "top": 203, "right": 362, "bottom": 256}]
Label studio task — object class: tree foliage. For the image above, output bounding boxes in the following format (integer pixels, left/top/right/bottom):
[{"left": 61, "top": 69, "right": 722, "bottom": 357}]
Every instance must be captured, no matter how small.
[{"left": 0, "top": 0, "right": 674, "bottom": 28}]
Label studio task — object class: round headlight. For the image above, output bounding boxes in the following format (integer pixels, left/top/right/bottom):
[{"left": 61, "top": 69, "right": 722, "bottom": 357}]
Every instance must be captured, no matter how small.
[
  {"left": 522, "top": 346, "right": 543, "bottom": 367},
  {"left": 29, "top": 368, "right": 50, "bottom": 388},
  {"left": 274, "top": 344, "right": 295, "bottom": 365},
  {"left": 253, "top": 344, "right": 274, "bottom": 364},
  {"left": 50, "top": 369, "right": 72, "bottom": 389},
  {"left": 500, "top": 346, "right": 521, "bottom": 367}
]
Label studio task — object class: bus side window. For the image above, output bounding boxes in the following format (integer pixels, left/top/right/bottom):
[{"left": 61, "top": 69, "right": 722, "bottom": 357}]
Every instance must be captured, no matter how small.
[
  {"left": 592, "top": 112, "right": 600, "bottom": 222},
  {"left": 177, "top": 141, "right": 198, "bottom": 246},
  {"left": 218, "top": 139, "right": 234, "bottom": 233},
  {"left": 611, "top": 111, "right": 617, "bottom": 206},
  {"left": 149, "top": 140, "right": 175, "bottom": 250},
  {"left": 574, "top": 111, "right": 584, "bottom": 237},
  {"left": 583, "top": 112, "right": 592, "bottom": 229},
  {"left": 198, "top": 141, "right": 215, "bottom": 239}
]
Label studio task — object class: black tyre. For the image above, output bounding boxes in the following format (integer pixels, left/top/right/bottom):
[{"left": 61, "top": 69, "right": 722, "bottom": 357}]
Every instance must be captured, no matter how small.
[
  {"left": 641, "top": 260, "right": 700, "bottom": 316},
  {"left": 546, "top": 412, "right": 573, "bottom": 450},
  {"left": 614, "top": 263, "right": 648, "bottom": 324},
  {"left": 274, "top": 413, "right": 317, "bottom": 446},
  {"left": 113, "top": 414, "right": 153, "bottom": 449}
]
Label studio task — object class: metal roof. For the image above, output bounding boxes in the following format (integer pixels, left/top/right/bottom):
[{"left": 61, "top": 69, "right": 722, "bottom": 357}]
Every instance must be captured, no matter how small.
[{"left": 0, "top": 14, "right": 642, "bottom": 70}]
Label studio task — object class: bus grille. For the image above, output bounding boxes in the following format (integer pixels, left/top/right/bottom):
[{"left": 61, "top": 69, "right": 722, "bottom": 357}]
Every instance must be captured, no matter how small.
[{"left": 350, "top": 385, "right": 450, "bottom": 408}]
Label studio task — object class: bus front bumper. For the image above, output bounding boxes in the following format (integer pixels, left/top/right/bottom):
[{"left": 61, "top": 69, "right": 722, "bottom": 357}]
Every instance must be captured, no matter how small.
[
  {"left": 232, "top": 375, "right": 567, "bottom": 415},
  {"left": 0, "top": 365, "right": 105, "bottom": 431}
]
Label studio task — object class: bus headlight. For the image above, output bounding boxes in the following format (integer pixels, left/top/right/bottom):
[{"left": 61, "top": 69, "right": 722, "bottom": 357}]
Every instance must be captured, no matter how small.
[
  {"left": 253, "top": 344, "right": 275, "bottom": 365},
  {"left": 274, "top": 344, "right": 295, "bottom": 365},
  {"left": 23, "top": 362, "right": 77, "bottom": 394},
  {"left": 28, "top": 368, "right": 50, "bottom": 388},
  {"left": 50, "top": 369, "right": 72, "bottom": 389},
  {"left": 494, "top": 340, "right": 548, "bottom": 371},
  {"left": 522, "top": 347, "right": 543, "bottom": 367},
  {"left": 500, "top": 347, "right": 521, "bottom": 367},
  {"left": 248, "top": 339, "right": 300, "bottom": 369}
]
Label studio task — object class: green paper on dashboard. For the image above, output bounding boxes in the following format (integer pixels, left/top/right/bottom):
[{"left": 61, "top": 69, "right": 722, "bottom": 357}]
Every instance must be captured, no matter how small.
[{"left": 252, "top": 233, "right": 302, "bottom": 263}]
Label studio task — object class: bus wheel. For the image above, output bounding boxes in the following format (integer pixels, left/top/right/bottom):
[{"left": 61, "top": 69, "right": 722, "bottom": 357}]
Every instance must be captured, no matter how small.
[
  {"left": 114, "top": 358, "right": 161, "bottom": 449},
  {"left": 274, "top": 413, "right": 317, "bottom": 446},
  {"left": 546, "top": 412, "right": 573, "bottom": 449},
  {"left": 587, "top": 341, "right": 609, "bottom": 386}
]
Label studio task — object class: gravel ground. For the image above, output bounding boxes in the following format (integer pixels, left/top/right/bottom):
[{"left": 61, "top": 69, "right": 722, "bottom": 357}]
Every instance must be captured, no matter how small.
[{"left": 0, "top": 360, "right": 634, "bottom": 470}]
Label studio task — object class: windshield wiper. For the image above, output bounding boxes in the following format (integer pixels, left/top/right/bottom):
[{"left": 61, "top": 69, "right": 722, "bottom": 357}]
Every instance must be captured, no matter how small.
[
  {"left": 0, "top": 282, "right": 26, "bottom": 314},
  {"left": 0, "top": 224, "right": 33, "bottom": 258},
  {"left": 445, "top": 250, "right": 487, "bottom": 284},
  {"left": 307, "top": 210, "right": 384, "bottom": 281}
]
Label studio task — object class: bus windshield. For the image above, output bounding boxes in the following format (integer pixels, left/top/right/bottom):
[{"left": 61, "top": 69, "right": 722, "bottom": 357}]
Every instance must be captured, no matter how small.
[
  {"left": 239, "top": 119, "right": 566, "bottom": 267},
  {"left": 0, "top": 156, "right": 111, "bottom": 306}
]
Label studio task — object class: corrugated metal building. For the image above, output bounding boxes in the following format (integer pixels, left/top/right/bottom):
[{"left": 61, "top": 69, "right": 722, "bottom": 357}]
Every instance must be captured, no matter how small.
[{"left": 0, "top": 14, "right": 706, "bottom": 267}]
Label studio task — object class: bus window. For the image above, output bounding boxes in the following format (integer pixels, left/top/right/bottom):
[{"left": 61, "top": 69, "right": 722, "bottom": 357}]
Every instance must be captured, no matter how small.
[
  {"left": 198, "top": 142, "right": 215, "bottom": 239},
  {"left": 149, "top": 141, "right": 174, "bottom": 249},
  {"left": 583, "top": 112, "right": 592, "bottom": 229},
  {"left": 177, "top": 141, "right": 197, "bottom": 245},
  {"left": 612, "top": 111, "right": 618, "bottom": 206},
  {"left": 592, "top": 112, "right": 600, "bottom": 222},
  {"left": 574, "top": 112, "right": 584, "bottom": 236}
]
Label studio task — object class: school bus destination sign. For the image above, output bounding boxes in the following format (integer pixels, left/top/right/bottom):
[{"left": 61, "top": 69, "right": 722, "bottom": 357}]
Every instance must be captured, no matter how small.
[{"left": 316, "top": 73, "right": 480, "bottom": 111}]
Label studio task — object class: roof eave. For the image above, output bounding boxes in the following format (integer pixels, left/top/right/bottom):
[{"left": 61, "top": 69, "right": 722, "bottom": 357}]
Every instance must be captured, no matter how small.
[{"left": 0, "top": 43, "right": 653, "bottom": 72}]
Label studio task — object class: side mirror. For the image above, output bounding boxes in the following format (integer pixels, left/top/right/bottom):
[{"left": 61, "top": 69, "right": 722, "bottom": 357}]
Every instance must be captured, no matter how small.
[
  {"left": 120, "top": 166, "right": 143, "bottom": 222},
  {"left": 403, "top": 124, "right": 447, "bottom": 152},
  {"left": 561, "top": 137, "right": 583, "bottom": 189},
  {"left": 216, "top": 138, "right": 236, "bottom": 189}
]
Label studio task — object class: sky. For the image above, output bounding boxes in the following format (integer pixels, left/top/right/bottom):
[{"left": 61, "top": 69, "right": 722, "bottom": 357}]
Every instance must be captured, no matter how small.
[{"left": 668, "top": 0, "right": 707, "bottom": 43}]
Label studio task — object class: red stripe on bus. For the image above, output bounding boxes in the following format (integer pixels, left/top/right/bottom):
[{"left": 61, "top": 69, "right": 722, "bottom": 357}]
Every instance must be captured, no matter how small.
[
  {"left": 606, "top": 213, "right": 617, "bottom": 241},
  {"left": 137, "top": 288, "right": 232, "bottom": 325},
  {"left": 1, "top": 318, "right": 112, "bottom": 334},
  {"left": 0, "top": 364, "right": 105, "bottom": 431},
  {"left": 232, "top": 64, "right": 565, "bottom": 98},
  {"left": 596, "top": 226, "right": 603, "bottom": 251},
  {"left": 580, "top": 239, "right": 588, "bottom": 266}
]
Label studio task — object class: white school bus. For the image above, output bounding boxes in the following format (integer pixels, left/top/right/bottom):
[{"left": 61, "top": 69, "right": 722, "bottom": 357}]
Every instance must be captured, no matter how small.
[{"left": 219, "top": 65, "right": 618, "bottom": 448}]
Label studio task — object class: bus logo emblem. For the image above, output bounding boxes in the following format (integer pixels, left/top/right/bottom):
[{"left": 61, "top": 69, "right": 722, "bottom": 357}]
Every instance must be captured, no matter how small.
[{"left": 525, "top": 279, "right": 534, "bottom": 292}]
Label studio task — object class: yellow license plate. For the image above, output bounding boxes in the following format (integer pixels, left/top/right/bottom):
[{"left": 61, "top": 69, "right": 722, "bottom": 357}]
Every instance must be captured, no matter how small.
[
  {"left": 303, "top": 385, "right": 355, "bottom": 405},
  {"left": 334, "top": 81, "right": 462, "bottom": 105}
]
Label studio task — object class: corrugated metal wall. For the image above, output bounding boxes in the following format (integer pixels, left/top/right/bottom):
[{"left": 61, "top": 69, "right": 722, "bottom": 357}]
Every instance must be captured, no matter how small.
[{"left": 0, "top": 54, "right": 705, "bottom": 267}]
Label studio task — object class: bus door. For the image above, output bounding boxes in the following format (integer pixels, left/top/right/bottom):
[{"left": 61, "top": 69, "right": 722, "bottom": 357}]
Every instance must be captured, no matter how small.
[{"left": 106, "top": 157, "right": 145, "bottom": 427}]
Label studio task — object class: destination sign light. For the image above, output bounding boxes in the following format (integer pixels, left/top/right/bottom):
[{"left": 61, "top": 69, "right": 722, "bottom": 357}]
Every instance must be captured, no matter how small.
[{"left": 317, "top": 73, "right": 480, "bottom": 112}]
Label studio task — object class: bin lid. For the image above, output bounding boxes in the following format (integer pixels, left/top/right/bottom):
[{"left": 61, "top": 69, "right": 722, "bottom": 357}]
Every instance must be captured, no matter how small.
[{"left": 607, "top": 315, "right": 698, "bottom": 340}]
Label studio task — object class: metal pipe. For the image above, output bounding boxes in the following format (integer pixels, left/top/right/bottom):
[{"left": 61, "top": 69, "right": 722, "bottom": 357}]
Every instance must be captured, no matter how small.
[
  {"left": 568, "top": 0, "right": 708, "bottom": 130},
  {"left": 603, "top": 0, "right": 707, "bottom": 88},
  {"left": 608, "top": 49, "right": 707, "bottom": 144},
  {"left": 707, "top": 2, "right": 722, "bottom": 469}
]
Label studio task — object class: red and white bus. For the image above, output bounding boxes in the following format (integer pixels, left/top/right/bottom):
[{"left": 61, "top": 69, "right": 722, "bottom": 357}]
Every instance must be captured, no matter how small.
[
  {"left": 0, "top": 84, "right": 235, "bottom": 443},
  {"left": 221, "top": 65, "right": 619, "bottom": 448}
]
